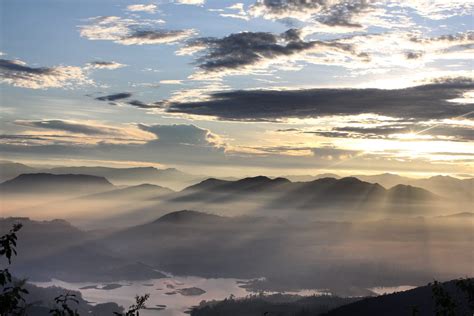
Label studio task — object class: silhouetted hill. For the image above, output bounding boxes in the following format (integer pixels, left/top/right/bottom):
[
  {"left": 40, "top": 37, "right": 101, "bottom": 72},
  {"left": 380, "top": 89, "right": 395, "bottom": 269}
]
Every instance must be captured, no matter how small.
[
  {"left": 191, "top": 294, "right": 360, "bottom": 316},
  {"left": 184, "top": 178, "right": 231, "bottom": 191},
  {"left": 352, "top": 173, "right": 473, "bottom": 200},
  {"left": 0, "top": 217, "right": 165, "bottom": 282},
  {"left": 284, "top": 173, "right": 341, "bottom": 182},
  {"left": 412, "top": 175, "right": 473, "bottom": 199},
  {"left": 0, "top": 173, "right": 114, "bottom": 195},
  {"left": 352, "top": 173, "right": 409, "bottom": 189},
  {"left": 439, "top": 212, "right": 474, "bottom": 218},
  {"left": 190, "top": 279, "right": 473, "bottom": 316},
  {"left": 0, "top": 161, "right": 38, "bottom": 181},
  {"left": 0, "top": 161, "right": 204, "bottom": 190},
  {"left": 46, "top": 165, "right": 202, "bottom": 189},
  {"left": 386, "top": 184, "right": 438, "bottom": 202},
  {"left": 323, "top": 279, "right": 473, "bottom": 316},
  {"left": 176, "top": 176, "right": 434, "bottom": 211},
  {"left": 154, "top": 210, "right": 225, "bottom": 224},
  {"left": 80, "top": 183, "right": 174, "bottom": 200},
  {"left": 185, "top": 176, "right": 291, "bottom": 193}
]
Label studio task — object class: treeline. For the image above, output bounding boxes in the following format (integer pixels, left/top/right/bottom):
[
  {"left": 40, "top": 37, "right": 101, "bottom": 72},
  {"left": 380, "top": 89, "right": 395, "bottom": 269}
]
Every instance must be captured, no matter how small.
[{"left": 190, "top": 293, "right": 359, "bottom": 316}]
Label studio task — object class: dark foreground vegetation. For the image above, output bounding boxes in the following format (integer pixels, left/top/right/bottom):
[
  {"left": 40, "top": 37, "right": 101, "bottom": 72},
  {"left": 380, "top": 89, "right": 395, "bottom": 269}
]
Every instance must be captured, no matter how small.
[
  {"left": 190, "top": 279, "right": 474, "bottom": 316},
  {"left": 190, "top": 294, "right": 360, "bottom": 316}
]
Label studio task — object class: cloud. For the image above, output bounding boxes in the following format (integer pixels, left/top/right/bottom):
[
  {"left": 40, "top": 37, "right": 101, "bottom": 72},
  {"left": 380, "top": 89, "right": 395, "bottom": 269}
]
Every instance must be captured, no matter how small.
[
  {"left": 0, "top": 59, "right": 91, "bottom": 89},
  {"left": 79, "top": 16, "right": 194, "bottom": 45},
  {"left": 121, "top": 29, "right": 196, "bottom": 45},
  {"left": 219, "top": 3, "right": 250, "bottom": 20},
  {"left": 396, "top": 0, "right": 474, "bottom": 20},
  {"left": 165, "top": 78, "right": 474, "bottom": 121},
  {"left": 303, "top": 124, "right": 474, "bottom": 142},
  {"left": 138, "top": 124, "right": 223, "bottom": 147},
  {"left": 159, "top": 79, "right": 183, "bottom": 85},
  {"left": 127, "top": 100, "right": 163, "bottom": 109},
  {"left": 248, "top": 1, "right": 473, "bottom": 29},
  {"left": 181, "top": 29, "right": 368, "bottom": 78},
  {"left": 126, "top": 4, "right": 158, "bottom": 13},
  {"left": 249, "top": 0, "right": 374, "bottom": 27},
  {"left": 0, "top": 123, "right": 229, "bottom": 167},
  {"left": 86, "top": 61, "right": 126, "bottom": 70},
  {"left": 94, "top": 92, "right": 163, "bottom": 109},
  {"left": 12, "top": 119, "right": 155, "bottom": 144},
  {"left": 96, "top": 92, "right": 132, "bottom": 101},
  {"left": 175, "top": 0, "right": 205, "bottom": 5}
]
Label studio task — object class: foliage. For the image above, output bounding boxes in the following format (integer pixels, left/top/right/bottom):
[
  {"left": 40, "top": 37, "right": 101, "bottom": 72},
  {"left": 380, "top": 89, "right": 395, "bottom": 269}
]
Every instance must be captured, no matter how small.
[
  {"left": 455, "top": 278, "right": 474, "bottom": 310},
  {"left": 431, "top": 280, "right": 457, "bottom": 316},
  {"left": 49, "top": 293, "right": 80, "bottom": 316},
  {"left": 0, "top": 223, "right": 29, "bottom": 316},
  {"left": 114, "top": 294, "right": 150, "bottom": 316}
]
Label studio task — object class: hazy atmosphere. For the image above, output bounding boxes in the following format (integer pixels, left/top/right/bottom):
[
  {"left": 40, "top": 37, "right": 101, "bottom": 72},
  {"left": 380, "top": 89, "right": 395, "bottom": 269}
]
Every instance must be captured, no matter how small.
[{"left": 0, "top": 1, "right": 473, "bottom": 315}]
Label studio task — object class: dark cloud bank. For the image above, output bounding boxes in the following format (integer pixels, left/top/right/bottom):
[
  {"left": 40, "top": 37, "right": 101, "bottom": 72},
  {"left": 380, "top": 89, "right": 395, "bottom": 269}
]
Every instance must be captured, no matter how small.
[{"left": 165, "top": 79, "right": 474, "bottom": 121}]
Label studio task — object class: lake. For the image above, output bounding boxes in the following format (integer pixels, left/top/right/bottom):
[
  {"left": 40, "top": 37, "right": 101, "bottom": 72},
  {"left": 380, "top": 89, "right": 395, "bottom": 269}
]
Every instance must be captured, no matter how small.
[{"left": 33, "top": 275, "right": 415, "bottom": 315}]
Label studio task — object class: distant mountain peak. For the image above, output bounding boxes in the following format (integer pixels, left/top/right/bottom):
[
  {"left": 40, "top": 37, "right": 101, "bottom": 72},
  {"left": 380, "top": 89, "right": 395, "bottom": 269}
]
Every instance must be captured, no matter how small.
[
  {"left": 0, "top": 173, "right": 114, "bottom": 194},
  {"left": 154, "top": 210, "right": 223, "bottom": 224}
]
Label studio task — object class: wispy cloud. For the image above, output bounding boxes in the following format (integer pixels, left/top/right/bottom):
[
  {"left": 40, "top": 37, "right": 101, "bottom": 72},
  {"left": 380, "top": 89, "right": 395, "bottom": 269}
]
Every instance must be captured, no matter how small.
[
  {"left": 0, "top": 59, "right": 92, "bottom": 89},
  {"left": 126, "top": 4, "right": 158, "bottom": 14},
  {"left": 174, "top": 0, "right": 205, "bottom": 6},
  {"left": 96, "top": 92, "right": 132, "bottom": 102},
  {"left": 86, "top": 61, "right": 126, "bottom": 70},
  {"left": 79, "top": 16, "right": 194, "bottom": 45},
  {"left": 12, "top": 119, "right": 156, "bottom": 144}
]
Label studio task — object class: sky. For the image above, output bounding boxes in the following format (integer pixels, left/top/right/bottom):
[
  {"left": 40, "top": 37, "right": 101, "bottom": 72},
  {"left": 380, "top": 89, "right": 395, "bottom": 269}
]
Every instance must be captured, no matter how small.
[{"left": 0, "top": 0, "right": 473, "bottom": 177}]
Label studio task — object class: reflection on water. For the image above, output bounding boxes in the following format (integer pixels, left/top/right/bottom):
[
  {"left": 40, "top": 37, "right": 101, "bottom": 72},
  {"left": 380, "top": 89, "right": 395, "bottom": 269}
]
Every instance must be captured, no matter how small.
[
  {"left": 33, "top": 275, "right": 413, "bottom": 315},
  {"left": 33, "top": 276, "right": 252, "bottom": 316}
]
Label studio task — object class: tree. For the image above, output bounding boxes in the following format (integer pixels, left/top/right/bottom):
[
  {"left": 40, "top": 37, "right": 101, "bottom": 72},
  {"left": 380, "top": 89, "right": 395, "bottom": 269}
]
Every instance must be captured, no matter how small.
[
  {"left": 0, "top": 223, "right": 29, "bottom": 316},
  {"left": 114, "top": 294, "right": 150, "bottom": 316},
  {"left": 49, "top": 293, "right": 80, "bottom": 316}
]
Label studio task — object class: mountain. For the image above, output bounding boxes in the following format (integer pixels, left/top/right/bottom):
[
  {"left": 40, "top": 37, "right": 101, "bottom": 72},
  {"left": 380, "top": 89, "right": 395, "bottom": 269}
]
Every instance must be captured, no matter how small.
[
  {"left": 184, "top": 176, "right": 291, "bottom": 193},
  {"left": 0, "top": 161, "right": 38, "bottom": 182},
  {"left": 284, "top": 173, "right": 341, "bottom": 182},
  {"left": 386, "top": 184, "right": 438, "bottom": 202},
  {"left": 46, "top": 166, "right": 202, "bottom": 189},
  {"left": 1, "top": 217, "right": 165, "bottom": 282},
  {"left": 352, "top": 173, "right": 411, "bottom": 189},
  {"left": 153, "top": 209, "right": 225, "bottom": 224},
  {"left": 0, "top": 173, "right": 114, "bottom": 195},
  {"left": 174, "top": 176, "right": 293, "bottom": 203},
  {"left": 100, "top": 210, "right": 469, "bottom": 294},
  {"left": 412, "top": 175, "right": 473, "bottom": 200},
  {"left": 80, "top": 183, "right": 174, "bottom": 200},
  {"left": 100, "top": 210, "right": 291, "bottom": 279},
  {"left": 439, "top": 212, "right": 474, "bottom": 218},
  {"left": 0, "top": 161, "right": 204, "bottom": 190},
  {"left": 352, "top": 173, "right": 473, "bottom": 200},
  {"left": 175, "top": 176, "right": 435, "bottom": 211},
  {"left": 324, "top": 279, "right": 473, "bottom": 316}
]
